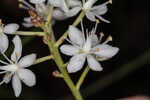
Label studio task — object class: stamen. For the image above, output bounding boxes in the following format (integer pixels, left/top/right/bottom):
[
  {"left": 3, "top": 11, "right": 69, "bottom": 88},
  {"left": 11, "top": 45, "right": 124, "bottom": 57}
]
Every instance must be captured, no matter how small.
[
  {"left": 80, "top": 20, "right": 85, "bottom": 42},
  {"left": 0, "top": 71, "right": 7, "bottom": 74},
  {"left": 0, "top": 80, "right": 4, "bottom": 85},
  {"left": 99, "top": 32, "right": 104, "bottom": 41},
  {"left": 2, "top": 53, "right": 13, "bottom": 64},
  {"left": 0, "top": 60, "right": 9, "bottom": 65},
  {"left": 19, "top": 0, "right": 35, "bottom": 10},
  {"left": 91, "top": 19, "right": 100, "bottom": 34},
  {"left": 102, "top": 35, "right": 112, "bottom": 44},
  {"left": 19, "top": 4, "right": 30, "bottom": 10}
]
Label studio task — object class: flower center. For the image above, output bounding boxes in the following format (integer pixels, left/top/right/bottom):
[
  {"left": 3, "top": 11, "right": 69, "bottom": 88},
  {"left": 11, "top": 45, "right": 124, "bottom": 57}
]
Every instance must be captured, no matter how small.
[{"left": 9, "top": 64, "right": 19, "bottom": 72}]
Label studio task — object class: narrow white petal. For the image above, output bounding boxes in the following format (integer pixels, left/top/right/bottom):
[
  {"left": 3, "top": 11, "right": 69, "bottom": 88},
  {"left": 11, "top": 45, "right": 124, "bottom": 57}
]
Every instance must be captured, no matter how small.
[
  {"left": 95, "top": 15, "right": 110, "bottom": 23},
  {"left": 0, "top": 34, "right": 9, "bottom": 53},
  {"left": 0, "top": 65, "right": 17, "bottom": 72},
  {"left": 67, "top": 54, "right": 86, "bottom": 73},
  {"left": 49, "top": 0, "right": 63, "bottom": 7},
  {"left": 11, "top": 36, "right": 22, "bottom": 62},
  {"left": 52, "top": 9, "right": 68, "bottom": 20},
  {"left": 83, "top": 0, "right": 98, "bottom": 10},
  {"left": 92, "top": 5, "right": 108, "bottom": 15},
  {"left": 93, "top": 44, "right": 119, "bottom": 59},
  {"left": 12, "top": 74, "right": 22, "bottom": 97},
  {"left": 60, "top": 45, "right": 79, "bottom": 56},
  {"left": 67, "top": 0, "right": 81, "bottom": 7},
  {"left": 18, "top": 69, "right": 36, "bottom": 87},
  {"left": 22, "top": 23, "right": 33, "bottom": 28},
  {"left": 85, "top": 11, "right": 96, "bottom": 22},
  {"left": 87, "top": 55, "right": 102, "bottom": 71},
  {"left": 18, "top": 54, "right": 36, "bottom": 68},
  {"left": 30, "top": 0, "right": 45, "bottom": 4},
  {"left": 68, "top": 25, "right": 84, "bottom": 46},
  {"left": 4, "top": 24, "right": 19, "bottom": 34},
  {"left": 24, "top": 17, "right": 32, "bottom": 23},
  {"left": 65, "top": 7, "right": 81, "bottom": 17}
]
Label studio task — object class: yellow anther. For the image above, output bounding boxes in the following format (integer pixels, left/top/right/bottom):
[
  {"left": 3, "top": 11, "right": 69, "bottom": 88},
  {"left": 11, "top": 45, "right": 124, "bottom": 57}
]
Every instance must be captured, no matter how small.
[
  {"left": 18, "top": 0, "right": 22, "bottom": 2},
  {"left": 100, "top": 32, "right": 104, "bottom": 37},
  {"left": 96, "top": 48, "right": 100, "bottom": 52},
  {"left": 0, "top": 19, "right": 2, "bottom": 25},
  {"left": 8, "top": 74, "right": 11, "bottom": 78},
  {"left": 19, "top": 4, "right": 23, "bottom": 8},
  {"left": 108, "top": 36, "right": 112, "bottom": 41},
  {"left": 78, "top": 49, "right": 84, "bottom": 54},
  {"left": 109, "top": 0, "right": 112, "bottom": 4},
  {"left": 96, "top": 19, "right": 100, "bottom": 24}
]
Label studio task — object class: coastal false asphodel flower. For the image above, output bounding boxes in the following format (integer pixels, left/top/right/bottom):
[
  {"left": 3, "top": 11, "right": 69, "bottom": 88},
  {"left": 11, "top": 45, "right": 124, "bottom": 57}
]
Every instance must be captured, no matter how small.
[
  {"left": 60, "top": 22, "right": 119, "bottom": 73},
  {"left": 19, "top": 0, "right": 71, "bottom": 27},
  {"left": 0, "top": 35, "right": 36, "bottom": 97},
  {"left": 0, "top": 21, "right": 19, "bottom": 53},
  {"left": 49, "top": 0, "right": 110, "bottom": 23}
]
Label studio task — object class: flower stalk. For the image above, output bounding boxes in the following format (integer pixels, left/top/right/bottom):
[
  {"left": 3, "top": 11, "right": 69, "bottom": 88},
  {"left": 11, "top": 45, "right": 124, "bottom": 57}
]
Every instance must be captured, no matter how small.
[
  {"left": 15, "top": 31, "right": 44, "bottom": 36},
  {"left": 34, "top": 55, "right": 53, "bottom": 65},
  {"left": 42, "top": 6, "right": 84, "bottom": 100},
  {"left": 76, "top": 66, "right": 90, "bottom": 90}
]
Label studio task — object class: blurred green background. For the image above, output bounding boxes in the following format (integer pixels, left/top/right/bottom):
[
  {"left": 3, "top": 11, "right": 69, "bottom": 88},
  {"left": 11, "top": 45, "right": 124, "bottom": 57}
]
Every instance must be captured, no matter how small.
[{"left": 1, "top": 0, "right": 150, "bottom": 100}]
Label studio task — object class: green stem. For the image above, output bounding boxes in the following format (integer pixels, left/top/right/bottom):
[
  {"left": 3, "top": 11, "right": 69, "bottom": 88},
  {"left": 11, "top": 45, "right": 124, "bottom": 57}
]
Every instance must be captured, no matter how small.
[
  {"left": 34, "top": 55, "right": 53, "bottom": 65},
  {"left": 15, "top": 31, "right": 44, "bottom": 36},
  {"left": 76, "top": 66, "right": 90, "bottom": 90},
  {"left": 43, "top": 6, "right": 83, "bottom": 100},
  {"left": 55, "top": 10, "right": 85, "bottom": 47}
]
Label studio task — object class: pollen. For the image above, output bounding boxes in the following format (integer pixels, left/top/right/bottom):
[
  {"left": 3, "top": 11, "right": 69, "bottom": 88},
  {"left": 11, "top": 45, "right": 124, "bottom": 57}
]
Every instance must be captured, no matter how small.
[
  {"left": 108, "top": 36, "right": 112, "bottom": 41},
  {"left": 78, "top": 49, "right": 84, "bottom": 54},
  {"left": 96, "top": 48, "right": 100, "bottom": 52},
  {"left": 8, "top": 74, "right": 12, "bottom": 78}
]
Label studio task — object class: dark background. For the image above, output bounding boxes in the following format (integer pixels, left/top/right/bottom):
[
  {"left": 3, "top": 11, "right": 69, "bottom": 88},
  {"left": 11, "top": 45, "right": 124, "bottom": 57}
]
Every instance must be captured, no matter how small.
[{"left": 0, "top": 0, "right": 150, "bottom": 100}]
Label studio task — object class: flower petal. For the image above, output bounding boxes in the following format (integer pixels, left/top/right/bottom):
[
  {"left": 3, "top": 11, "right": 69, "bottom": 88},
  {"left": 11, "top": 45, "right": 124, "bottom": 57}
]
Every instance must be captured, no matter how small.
[
  {"left": 67, "top": 54, "right": 86, "bottom": 73},
  {"left": 0, "top": 34, "right": 9, "bottom": 53},
  {"left": 68, "top": 25, "right": 84, "bottom": 46},
  {"left": 60, "top": 45, "right": 79, "bottom": 56},
  {"left": 93, "top": 44, "right": 119, "bottom": 60},
  {"left": 65, "top": 7, "right": 81, "bottom": 17},
  {"left": 67, "top": 0, "right": 81, "bottom": 7},
  {"left": 85, "top": 11, "right": 96, "bottom": 22},
  {"left": 30, "top": 0, "right": 45, "bottom": 4},
  {"left": 11, "top": 35, "right": 22, "bottom": 62},
  {"left": 3, "top": 73, "right": 12, "bottom": 84},
  {"left": 92, "top": 2, "right": 109, "bottom": 15},
  {"left": 49, "top": 0, "right": 63, "bottom": 7},
  {"left": 52, "top": 9, "right": 68, "bottom": 20},
  {"left": 22, "top": 22, "right": 33, "bottom": 28},
  {"left": 12, "top": 74, "right": 22, "bottom": 97},
  {"left": 18, "top": 54, "right": 36, "bottom": 68},
  {"left": 4, "top": 23, "right": 19, "bottom": 34},
  {"left": 87, "top": 55, "right": 102, "bottom": 71},
  {"left": 18, "top": 69, "right": 36, "bottom": 87}
]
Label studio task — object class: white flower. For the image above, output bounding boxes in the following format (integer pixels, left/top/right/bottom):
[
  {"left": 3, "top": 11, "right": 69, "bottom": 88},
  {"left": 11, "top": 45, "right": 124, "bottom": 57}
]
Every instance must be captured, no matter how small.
[
  {"left": 0, "top": 23, "right": 19, "bottom": 53},
  {"left": 60, "top": 24, "right": 119, "bottom": 73},
  {"left": 50, "top": 0, "right": 110, "bottom": 23},
  {"left": 0, "top": 35, "right": 36, "bottom": 97},
  {"left": 19, "top": 0, "right": 69, "bottom": 27}
]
